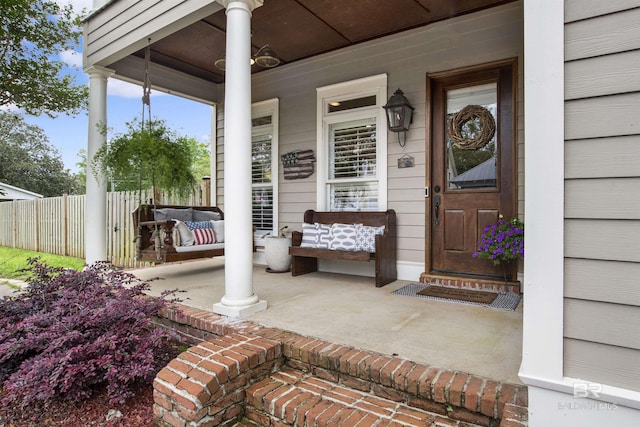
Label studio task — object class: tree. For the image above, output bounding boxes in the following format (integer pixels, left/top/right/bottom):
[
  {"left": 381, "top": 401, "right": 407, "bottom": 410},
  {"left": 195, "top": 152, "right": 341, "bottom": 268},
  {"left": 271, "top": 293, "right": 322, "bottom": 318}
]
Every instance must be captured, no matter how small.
[
  {"left": 0, "top": 1, "right": 88, "bottom": 117},
  {"left": 0, "top": 111, "right": 80, "bottom": 196},
  {"left": 189, "top": 138, "right": 212, "bottom": 181}
]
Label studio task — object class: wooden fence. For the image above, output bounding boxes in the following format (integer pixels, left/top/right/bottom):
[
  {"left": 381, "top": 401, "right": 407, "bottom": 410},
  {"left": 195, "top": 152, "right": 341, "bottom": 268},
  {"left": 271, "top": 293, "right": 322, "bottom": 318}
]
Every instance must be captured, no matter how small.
[{"left": 0, "top": 181, "right": 210, "bottom": 268}]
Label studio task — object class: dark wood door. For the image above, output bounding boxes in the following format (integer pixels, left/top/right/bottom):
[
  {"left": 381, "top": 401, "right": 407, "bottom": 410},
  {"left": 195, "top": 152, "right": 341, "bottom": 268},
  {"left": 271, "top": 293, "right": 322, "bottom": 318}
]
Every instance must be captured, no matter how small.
[{"left": 428, "top": 61, "right": 516, "bottom": 278}]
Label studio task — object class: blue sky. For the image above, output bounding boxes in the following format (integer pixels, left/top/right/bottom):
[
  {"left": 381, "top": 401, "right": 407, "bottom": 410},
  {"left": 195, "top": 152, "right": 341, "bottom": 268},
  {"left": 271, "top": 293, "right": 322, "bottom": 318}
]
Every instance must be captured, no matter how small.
[{"left": 20, "top": 0, "right": 213, "bottom": 173}]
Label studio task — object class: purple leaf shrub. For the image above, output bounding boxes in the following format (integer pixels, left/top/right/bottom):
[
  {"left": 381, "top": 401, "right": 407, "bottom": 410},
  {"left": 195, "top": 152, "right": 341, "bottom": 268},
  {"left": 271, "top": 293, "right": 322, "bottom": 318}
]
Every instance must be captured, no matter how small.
[{"left": 0, "top": 259, "right": 180, "bottom": 406}]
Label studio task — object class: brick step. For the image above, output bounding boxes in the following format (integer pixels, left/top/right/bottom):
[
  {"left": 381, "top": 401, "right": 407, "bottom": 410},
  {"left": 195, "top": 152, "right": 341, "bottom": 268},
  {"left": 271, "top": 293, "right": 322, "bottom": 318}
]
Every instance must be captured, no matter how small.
[
  {"left": 420, "top": 273, "right": 521, "bottom": 295},
  {"left": 153, "top": 305, "right": 528, "bottom": 427},
  {"left": 242, "top": 368, "right": 486, "bottom": 427}
]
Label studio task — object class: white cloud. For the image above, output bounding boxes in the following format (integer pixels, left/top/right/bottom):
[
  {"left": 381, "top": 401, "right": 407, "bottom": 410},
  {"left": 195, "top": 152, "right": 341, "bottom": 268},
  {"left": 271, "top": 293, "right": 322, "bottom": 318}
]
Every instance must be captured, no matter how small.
[
  {"left": 60, "top": 49, "right": 83, "bottom": 68},
  {"left": 108, "top": 79, "right": 167, "bottom": 99},
  {"left": 108, "top": 80, "right": 143, "bottom": 98}
]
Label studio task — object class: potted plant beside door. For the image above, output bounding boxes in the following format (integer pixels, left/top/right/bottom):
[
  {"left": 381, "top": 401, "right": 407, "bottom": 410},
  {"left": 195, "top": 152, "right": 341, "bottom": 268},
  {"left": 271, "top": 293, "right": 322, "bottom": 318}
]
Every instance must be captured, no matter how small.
[
  {"left": 265, "top": 226, "right": 291, "bottom": 272},
  {"left": 473, "top": 215, "right": 524, "bottom": 281}
]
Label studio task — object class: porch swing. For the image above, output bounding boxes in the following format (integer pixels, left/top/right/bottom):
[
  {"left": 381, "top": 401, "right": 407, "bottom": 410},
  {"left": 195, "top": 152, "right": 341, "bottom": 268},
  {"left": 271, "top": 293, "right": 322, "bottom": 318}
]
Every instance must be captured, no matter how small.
[{"left": 131, "top": 42, "right": 226, "bottom": 264}]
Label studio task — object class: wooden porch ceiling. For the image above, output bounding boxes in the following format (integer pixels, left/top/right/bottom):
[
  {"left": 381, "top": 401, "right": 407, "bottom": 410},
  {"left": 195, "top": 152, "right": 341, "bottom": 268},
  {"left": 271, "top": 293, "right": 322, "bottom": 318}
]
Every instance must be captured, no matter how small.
[{"left": 134, "top": 0, "right": 516, "bottom": 84}]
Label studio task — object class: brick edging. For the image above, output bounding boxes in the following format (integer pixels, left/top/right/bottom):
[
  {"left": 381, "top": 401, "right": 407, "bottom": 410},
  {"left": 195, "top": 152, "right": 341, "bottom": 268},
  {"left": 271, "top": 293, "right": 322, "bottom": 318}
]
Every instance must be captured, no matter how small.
[{"left": 154, "top": 303, "right": 528, "bottom": 426}]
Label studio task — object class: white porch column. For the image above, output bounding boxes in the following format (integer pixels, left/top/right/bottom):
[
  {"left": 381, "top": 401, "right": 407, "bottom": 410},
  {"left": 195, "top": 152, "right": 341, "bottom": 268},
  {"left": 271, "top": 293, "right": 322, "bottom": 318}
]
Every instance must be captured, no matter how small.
[
  {"left": 85, "top": 66, "right": 113, "bottom": 264},
  {"left": 213, "top": 0, "right": 267, "bottom": 317}
]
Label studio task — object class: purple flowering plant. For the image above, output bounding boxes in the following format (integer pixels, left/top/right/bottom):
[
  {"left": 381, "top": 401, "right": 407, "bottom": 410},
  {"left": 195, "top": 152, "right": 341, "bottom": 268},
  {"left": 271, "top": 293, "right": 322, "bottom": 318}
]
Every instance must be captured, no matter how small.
[{"left": 473, "top": 215, "right": 524, "bottom": 265}]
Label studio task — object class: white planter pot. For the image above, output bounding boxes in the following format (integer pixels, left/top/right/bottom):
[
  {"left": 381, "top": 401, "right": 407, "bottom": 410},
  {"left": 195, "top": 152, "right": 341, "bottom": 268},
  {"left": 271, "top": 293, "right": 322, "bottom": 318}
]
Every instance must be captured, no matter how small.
[{"left": 264, "top": 237, "right": 292, "bottom": 272}]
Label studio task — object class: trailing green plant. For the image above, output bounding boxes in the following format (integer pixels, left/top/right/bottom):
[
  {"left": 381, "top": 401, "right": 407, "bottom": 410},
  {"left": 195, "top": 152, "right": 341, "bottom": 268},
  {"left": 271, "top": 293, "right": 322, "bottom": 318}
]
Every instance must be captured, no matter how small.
[
  {"left": 92, "top": 118, "right": 198, "bottom": 203},
  {"left": 473, "top": 215, "right": 524, "bottom": 265},
  {"left": 0, "top": 259, "right": 181, "bottom": 406}
]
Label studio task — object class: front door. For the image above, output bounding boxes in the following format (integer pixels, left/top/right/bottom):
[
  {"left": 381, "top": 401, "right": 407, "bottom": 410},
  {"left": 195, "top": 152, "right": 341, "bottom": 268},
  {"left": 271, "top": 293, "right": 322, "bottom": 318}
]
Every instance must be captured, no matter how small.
[{"left": 428, "top": 60, "right": 516, "bottom": 279}]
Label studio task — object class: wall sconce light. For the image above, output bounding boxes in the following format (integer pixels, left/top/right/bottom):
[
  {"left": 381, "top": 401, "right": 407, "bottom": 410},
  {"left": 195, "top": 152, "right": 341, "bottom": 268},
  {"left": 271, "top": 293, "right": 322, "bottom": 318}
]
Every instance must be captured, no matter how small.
[
  {"left": 214, "top": 44, "right": 281, "bottom": 71},
  {"left": 383, "top": 88, "right": 414, "bottom": 147}
]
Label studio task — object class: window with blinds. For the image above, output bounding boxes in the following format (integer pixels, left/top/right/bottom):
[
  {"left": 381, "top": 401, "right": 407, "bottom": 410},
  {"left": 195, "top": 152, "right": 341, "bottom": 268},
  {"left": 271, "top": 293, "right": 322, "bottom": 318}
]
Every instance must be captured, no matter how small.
[
  {"left": 252, "top": 118, "right": 273, "bottom": 231},
  {"left": 317, "top": 74, "right": 387, "bottom": 212},
  {"left": 328, "top": 118, "right": 378, "bottom": 211},
  {"left": 252, "top": 187, "right": 273, "bottom": 231}
]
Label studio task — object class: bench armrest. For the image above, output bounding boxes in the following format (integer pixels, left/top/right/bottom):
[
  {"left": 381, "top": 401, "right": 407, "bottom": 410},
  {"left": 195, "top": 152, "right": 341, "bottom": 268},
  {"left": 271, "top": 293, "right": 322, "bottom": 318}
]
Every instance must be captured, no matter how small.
[{"left": 291, "top": 230, "right": 303, "bottom": 247}]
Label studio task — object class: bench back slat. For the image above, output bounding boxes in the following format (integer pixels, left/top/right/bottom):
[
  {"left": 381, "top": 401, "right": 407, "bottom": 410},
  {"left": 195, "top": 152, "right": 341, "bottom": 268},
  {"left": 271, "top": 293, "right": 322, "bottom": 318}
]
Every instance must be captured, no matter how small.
[{"left": 303, "top": 209, "right": 395, "bottom": 228}]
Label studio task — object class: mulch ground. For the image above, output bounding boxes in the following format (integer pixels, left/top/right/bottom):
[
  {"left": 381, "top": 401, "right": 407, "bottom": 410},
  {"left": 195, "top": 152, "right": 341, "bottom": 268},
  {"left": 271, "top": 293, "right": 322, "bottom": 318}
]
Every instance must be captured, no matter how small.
[{"left": 0, "top": 383, "right": 155, "bottom": 427}]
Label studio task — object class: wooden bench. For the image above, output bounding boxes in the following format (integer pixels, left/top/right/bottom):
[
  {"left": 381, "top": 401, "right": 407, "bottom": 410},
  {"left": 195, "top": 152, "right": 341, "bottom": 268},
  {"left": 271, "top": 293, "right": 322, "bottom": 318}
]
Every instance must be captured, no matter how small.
[
  {"left": 132, "top": 204, "right": 225, "bottom": 264},
  {"left": 289, "top": 209, "right": 397, "bottom": 287}
]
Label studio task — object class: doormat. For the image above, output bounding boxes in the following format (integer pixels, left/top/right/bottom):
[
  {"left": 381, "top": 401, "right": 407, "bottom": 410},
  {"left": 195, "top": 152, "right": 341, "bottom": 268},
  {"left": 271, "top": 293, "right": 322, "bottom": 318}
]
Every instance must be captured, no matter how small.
[
  {"left": 418, "top": 285, "right": 498, "bottom": 304},
  {"left": 392, "top": 283, "right": 521, "bottom": 311}
]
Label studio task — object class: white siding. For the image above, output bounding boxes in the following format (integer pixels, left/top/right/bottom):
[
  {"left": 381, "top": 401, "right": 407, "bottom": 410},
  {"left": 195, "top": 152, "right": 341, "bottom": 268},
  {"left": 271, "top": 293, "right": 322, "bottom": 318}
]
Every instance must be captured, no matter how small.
[
  {"left": 564, "top": 2, "right": 640, "bottom": 392},
  {"left": 243, "top": 2, "right": 524, "bottom": 269},
  {"left": 565, "top": 339, "right": 640, "bottom": 392}
]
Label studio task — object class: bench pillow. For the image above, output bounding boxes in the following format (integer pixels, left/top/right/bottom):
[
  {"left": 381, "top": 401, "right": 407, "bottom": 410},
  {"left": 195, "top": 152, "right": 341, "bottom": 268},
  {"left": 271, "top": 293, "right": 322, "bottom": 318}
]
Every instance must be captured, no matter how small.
[
  {"left": 185, "top": 221, "right": 216, "bottom": 245},
  {"left": 316, "top": 223, "right": 332, "bottom": 249},
  {"left": 355, "top": 224, "right": 385, "bottom": 252},
  {"left": 300, "top": 222, "right": 332, "bottom": 249},
  {"left": 212, "top": 220, "right": 224, "bottom": 243},
  {"left": 155, "top": 207, "right": 193, "bottom": 222},
  {"left": 193, "top": 209, "right": 222, "bottom": 222},
  {"left": 329, "top": 223, "right": 359, "bottom": 251},
  {"left": 300, "top": 222, "right": 318, "bottom": 248},
  {"left": 173, "top": 220, "right": 196, "bottom": 246}
]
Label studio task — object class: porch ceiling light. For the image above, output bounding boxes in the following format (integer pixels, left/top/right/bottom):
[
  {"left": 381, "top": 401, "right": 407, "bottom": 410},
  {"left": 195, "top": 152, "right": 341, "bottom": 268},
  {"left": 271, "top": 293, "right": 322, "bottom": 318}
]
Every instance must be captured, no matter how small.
[
  {"left": 214, "top": 44, "right": 281, "bottom": 71},
  {"left": 214, "top": 54, "right": 226, "bottom": 70},
  {"left": 383, "top": 88, "right": 414, "bottom": 147},
  {"left": 253, "top": 44, "right": 280, "bottom": 68}
]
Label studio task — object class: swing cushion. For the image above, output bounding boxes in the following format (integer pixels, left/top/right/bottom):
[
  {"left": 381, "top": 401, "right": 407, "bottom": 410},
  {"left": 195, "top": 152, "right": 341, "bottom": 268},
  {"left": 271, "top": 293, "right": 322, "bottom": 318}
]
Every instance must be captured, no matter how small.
[
  {"left": 154, "top": 207, "right": 193, "bottom": 222},
  {"left": 192, "top": 228, "right": 215, "bottom": 245},
  {"left": 174, "top": 220, "right": 196, "bottom": 246},
  {"left": 185, "top": 221, "right": 216, "bottom": 245},
  {"left": 193, "top": 210, "right": 222, "bottom": 222}
]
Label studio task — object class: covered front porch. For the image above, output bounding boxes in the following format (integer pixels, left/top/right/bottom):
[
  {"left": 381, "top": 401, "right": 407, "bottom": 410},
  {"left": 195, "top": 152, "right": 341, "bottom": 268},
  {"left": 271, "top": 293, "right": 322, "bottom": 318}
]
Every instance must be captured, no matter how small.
[{"left": 133, "top": 258, "right": 522, "bottom": 385}]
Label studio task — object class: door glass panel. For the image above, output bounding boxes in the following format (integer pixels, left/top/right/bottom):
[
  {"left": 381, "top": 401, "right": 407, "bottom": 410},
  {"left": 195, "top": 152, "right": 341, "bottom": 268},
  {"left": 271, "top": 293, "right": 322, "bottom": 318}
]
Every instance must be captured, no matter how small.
[{"left": 446, "top": 83, "right": 497, "bottom": 190}]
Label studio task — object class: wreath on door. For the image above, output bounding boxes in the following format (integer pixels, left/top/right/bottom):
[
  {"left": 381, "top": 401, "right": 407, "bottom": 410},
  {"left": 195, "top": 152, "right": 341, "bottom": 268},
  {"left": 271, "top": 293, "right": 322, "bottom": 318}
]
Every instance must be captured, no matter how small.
[{"left": 448, "top": 104, "right": 496, "bottom": 150}]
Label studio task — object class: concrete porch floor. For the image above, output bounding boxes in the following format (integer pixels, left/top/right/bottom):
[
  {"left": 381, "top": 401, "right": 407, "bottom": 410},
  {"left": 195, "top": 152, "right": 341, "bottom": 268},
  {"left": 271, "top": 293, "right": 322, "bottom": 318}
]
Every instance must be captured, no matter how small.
[{"left": 131, "top": 257, "right": 523, "bottom": 385}]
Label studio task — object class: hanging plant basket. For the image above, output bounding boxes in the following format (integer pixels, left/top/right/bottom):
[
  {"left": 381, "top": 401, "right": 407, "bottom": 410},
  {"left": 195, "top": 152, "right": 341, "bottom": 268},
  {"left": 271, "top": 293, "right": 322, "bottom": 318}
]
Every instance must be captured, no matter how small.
[{"left": 448, "top": 104, "right": 496, "bottom": 150}]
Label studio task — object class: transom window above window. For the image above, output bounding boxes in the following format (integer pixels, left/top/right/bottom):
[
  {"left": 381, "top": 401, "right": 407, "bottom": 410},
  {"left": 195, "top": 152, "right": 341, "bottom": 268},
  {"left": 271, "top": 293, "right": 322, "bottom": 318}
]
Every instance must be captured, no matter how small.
[{"left": 327, "top": 95, "right": 377, "bottom": 113}]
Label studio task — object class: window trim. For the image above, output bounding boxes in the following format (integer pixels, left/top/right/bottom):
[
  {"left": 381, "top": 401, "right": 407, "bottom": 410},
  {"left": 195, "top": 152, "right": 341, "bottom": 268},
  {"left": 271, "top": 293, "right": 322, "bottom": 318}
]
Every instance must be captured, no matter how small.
[
  {"left": 251, "top": 98, "right": 279, "bottom": 241},
  {"left": 316, "top": 74, "right": 388, "bottom": 211}
]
